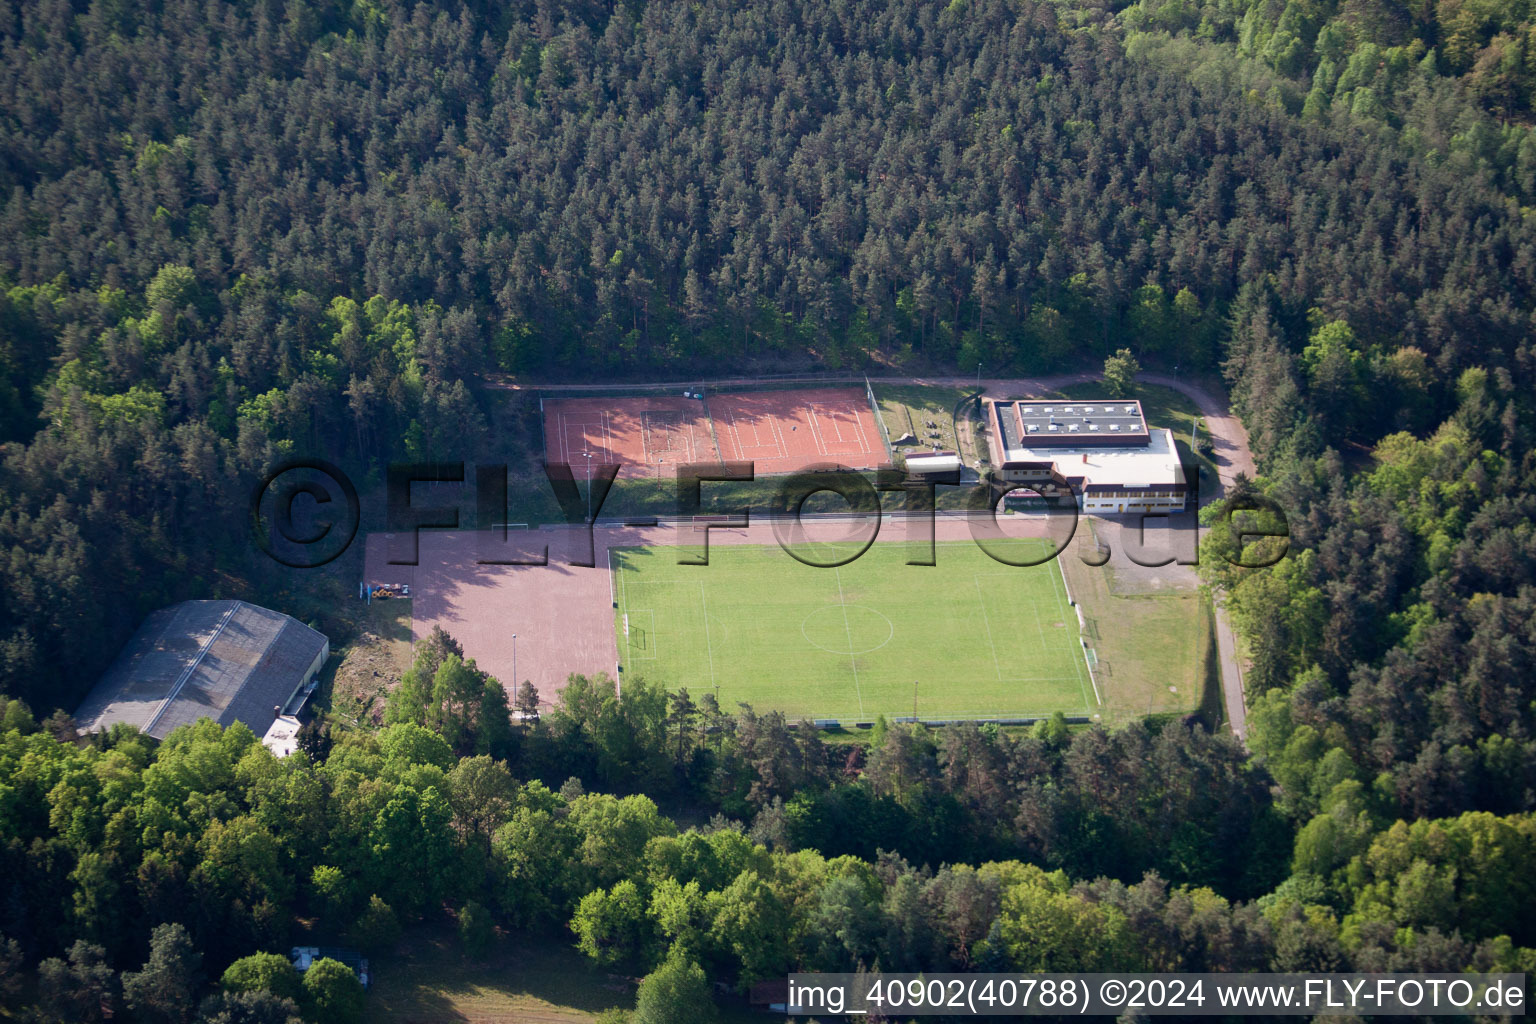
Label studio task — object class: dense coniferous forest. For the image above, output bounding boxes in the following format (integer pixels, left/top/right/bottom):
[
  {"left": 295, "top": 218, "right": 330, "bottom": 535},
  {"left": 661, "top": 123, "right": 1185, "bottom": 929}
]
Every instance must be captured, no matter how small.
[{"left": 4, "top": 0, "right": 1536, "bottom": 1016}]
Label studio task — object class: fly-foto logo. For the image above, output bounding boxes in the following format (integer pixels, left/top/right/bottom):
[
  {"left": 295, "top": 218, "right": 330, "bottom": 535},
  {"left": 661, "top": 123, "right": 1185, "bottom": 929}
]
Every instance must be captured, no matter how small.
[{"left": 249, "top": 460, "right": 1288, "bottom": 570}]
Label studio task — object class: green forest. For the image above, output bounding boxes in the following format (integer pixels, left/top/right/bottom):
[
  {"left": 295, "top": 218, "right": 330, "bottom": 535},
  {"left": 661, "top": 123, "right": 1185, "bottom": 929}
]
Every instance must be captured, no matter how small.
[{"left": 3, "top": 0, "right": 1536, "bottom": 1018}]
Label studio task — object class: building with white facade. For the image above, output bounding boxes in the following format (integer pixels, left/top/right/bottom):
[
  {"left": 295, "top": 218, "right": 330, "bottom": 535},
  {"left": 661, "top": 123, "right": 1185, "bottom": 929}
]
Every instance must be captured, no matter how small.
[{"left": 985, "top": 398, "right": 1190, "bottom": 514}]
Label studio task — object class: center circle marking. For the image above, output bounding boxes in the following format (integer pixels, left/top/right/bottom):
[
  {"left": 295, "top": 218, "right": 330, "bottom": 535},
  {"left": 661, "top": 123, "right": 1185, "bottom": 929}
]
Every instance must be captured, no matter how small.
[{"left": 800, "top": 604, "right": 895, "bottom": 656}]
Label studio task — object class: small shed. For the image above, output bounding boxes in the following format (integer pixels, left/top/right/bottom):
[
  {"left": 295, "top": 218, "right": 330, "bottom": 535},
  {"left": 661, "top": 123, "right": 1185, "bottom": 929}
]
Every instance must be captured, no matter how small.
[{"left": 291, "top": 946, "right": 370, "bottom": 989}]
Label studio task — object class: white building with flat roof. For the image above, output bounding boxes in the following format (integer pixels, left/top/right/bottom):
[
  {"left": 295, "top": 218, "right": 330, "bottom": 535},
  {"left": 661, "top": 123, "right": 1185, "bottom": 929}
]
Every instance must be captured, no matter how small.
[{"left": 985, "top": 399, "right": 1190, "bottom": 514}]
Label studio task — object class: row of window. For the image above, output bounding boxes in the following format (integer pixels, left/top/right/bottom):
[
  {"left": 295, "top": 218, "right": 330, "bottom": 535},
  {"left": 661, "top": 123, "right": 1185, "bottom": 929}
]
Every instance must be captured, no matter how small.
[
  {"left": 1086, "top": 502, "right": 1183, "bottom": 511},
  {"left": 1088, "top": 488, "right": 1183, "bottom": 499}
]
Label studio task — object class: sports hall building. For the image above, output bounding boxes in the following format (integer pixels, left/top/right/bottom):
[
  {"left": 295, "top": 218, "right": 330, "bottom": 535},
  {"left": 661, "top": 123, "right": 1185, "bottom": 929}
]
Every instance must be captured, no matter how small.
[{"left": 985, "top": 398, "right": 1190, "bottom": 514}]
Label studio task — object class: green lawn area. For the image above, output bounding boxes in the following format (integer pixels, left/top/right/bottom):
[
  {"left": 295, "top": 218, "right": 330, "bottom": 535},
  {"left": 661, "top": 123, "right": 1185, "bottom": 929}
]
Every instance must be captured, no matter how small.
[
  {"left": 872, "top": 383, "right": 972, "bottom": 464},
  {"left": 1059, "top": 522, "right": 1215, "bottom": 727},
  {"left": 611, "top": 538, "right": 1095, "bottom": 722},
  {"left": 367, "top": 928, "right": 768, "bottom": 1023}
]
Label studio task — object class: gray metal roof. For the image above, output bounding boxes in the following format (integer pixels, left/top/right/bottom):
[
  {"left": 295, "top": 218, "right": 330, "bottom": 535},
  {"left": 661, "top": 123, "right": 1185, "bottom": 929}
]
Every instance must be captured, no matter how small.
[
  {"left": 74, "top": 600, "right": 328, "bottom": 741},
  {"left": 994, "top": 399, "right": 1149, "bottom": 448}
]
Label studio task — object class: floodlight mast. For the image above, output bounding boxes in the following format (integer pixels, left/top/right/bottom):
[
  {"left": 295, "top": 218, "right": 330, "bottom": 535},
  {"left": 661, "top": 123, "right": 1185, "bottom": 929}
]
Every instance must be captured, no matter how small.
[{"left": 579, "top": 449, "right": 595, "bottom": 523}]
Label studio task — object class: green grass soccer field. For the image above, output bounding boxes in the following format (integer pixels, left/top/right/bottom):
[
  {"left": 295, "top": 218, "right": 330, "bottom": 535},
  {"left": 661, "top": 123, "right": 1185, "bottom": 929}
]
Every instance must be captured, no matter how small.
[{"left": 610, "top": 538, "right": 1098, "bottom": 722}]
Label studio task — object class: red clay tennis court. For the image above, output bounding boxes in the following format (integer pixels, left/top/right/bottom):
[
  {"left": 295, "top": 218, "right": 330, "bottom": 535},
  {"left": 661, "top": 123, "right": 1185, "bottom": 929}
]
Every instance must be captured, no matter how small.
[
  {"left": 543, "top": 387, "right": 888, "bottom": 478},
  {"left": 710, "top": 387, "right": 886, "bottom": 474},
  {"left": 543, "top": 394, "right": 720, "bottom": 479}
]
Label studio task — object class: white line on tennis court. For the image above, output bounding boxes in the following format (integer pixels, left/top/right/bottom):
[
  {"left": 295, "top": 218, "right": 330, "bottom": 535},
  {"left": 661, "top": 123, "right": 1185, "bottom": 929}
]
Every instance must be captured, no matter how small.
[
  {"left": 805, "top": 406, "right": 827, "bottom": 456},
  {"left": 840, "top": 408, "right": 861, "bottom": 447},
  {"left": 600, "top": 409, "right": 616, "bottom": 457},
  {"left": 820, "top": 404, "right": 850, "bottom": 446},
  {"left": 720, "top": 407, "right": 742, "bottom": 457},
  {"left": 762, "top": 406, "right": 787, "bottom": 459},
  {"left": 833, "top": 566, "right": 866, "bottom": 718}
]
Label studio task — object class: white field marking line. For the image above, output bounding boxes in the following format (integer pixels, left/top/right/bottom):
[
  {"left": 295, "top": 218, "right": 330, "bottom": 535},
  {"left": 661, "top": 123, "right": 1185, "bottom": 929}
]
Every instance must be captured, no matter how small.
[
  {"left": 849, "top": 405, "right": 879, "bottom": 455},
  {"left": 752, "top": 404, "right": 789, "bottom": 459},
  {"left": 842, "top": 407, "right": 864, "bottom": 447},
  {"left": 566, "top": 418, "right": 597, "bottom": 465},
  {"left": 645, "top": 410, "right": 677, "bottom": 460},
  {"left": 752, "top": 402, "right": 782, "bottom": 458},
  {"left": 833, "top": 566, "right": 867, "bottom": 718},
  {"left": 631, "top": 609, "right": 658, "bottom": 660},
  {"left": 1028, "top": 598, "right": 1089, "bottom": 709},
  {"left": 607, "top": 544, "right": 617, "bottom": 608},
  {"left": 825, "top": 405, "right": 846, "bottom": 443},
  {"left": 733, "top": 405, "right": 764, "bottom": 457},
  {"left": 973, "top": 576, "right": 1006, "bottom": 685},
  {"left": 975, "top": 565, "right": 1078, "bottom": 653},
  {"left": 798, "top": 605, "right": 895, "bottom": 656},
  {"left": 608, "top": 547, "right": 631, "bottom": 671},
  {"left": 1054, "top": 555, "right": 1100, "bottom": 709},
  {"left": 768, "top": 409, "right": 789, "bottom": 459},
  {"left": 730, "top": 407, "right": 750, "bottom": 456},
  {"left": 820, "top": 404, "right": 853, "bottom": 446},
  {"left": 614, "top": 553, "right": 658, "bottom": 666},
  {"left": 722, "top": 407, "right": 744, "bottom": 458},
  {"left": 699, "top": 582, "right": 717, "bottom": 692},
  {"left": 712, "top": 407, "right": 729, "bottom": 458},
  {"left": 1051, "top": 553, "right": 1101, "bottom": 708},
  {"left": 993, "top": 676, "right": 1089, "bottom": 686},
  {"left": 564, "top": 413, "right": 605, "bottom": 459},
  {"left": 805, "top": 405, "right": 828, "bottom": 456},
  {"left": 1032, "top": 564, "right": 1093, "bottom": 709},
  {"left": 614, "top": 546, "right": 632, "bottom": 656},
  {"left": 858, "top": 407, "right": 877, "bottom": 450}
]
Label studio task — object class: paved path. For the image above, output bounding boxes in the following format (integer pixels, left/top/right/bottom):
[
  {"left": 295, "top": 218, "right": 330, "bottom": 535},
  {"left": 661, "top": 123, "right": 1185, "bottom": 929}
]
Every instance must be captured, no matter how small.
[{"left": 489, "top": 368, "right": 1254, "bottom": 741}]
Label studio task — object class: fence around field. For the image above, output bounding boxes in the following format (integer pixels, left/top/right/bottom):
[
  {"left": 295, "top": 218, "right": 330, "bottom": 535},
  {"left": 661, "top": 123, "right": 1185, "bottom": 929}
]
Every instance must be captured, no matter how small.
[
  {"left": 543, "top": 385, "right": 888, "bottom": 480},
  {"left": 805, "top": 713, "right": 1095, "bottom": 730},
  {"left": 525, "top": 372, "right": 871, "bottom": 401}
]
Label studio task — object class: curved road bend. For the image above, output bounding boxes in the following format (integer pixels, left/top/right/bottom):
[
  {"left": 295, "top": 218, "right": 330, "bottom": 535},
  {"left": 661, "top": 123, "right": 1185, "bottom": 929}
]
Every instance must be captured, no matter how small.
[{"left": 492, "top": 370, "right": 1253, "bottom": 742}]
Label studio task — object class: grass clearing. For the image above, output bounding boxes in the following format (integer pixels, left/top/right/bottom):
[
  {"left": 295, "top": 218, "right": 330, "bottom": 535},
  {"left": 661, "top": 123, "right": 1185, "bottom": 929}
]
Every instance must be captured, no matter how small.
[
  {"left": 612, "top": 538, "right": 1094, "bottom": 722},
  {"left": 874, "top": 383, "right": 970, "bottom": 455},
  {"left": 1059, "top": 525, "right": 1210, "bottom": 726},
  {"left": 369, "top": 928, "right": 768, "bottom": 1023},
  {"left": 324, "top": 598, "right": 414, "bottom": 727}
]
